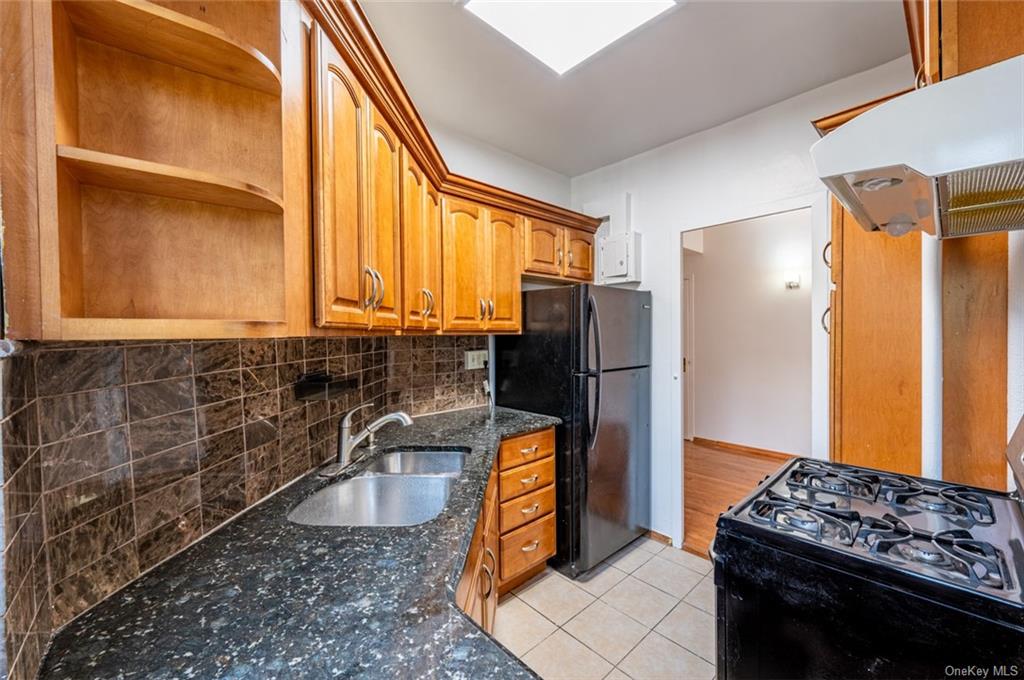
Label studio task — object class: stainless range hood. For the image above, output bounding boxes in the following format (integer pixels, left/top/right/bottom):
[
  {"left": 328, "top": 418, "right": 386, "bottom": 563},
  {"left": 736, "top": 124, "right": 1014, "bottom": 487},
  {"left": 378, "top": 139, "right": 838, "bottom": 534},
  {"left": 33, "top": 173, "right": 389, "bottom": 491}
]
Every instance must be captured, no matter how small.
[{"left": 811, "top": 55, "right": 1024, "bottom": 239}]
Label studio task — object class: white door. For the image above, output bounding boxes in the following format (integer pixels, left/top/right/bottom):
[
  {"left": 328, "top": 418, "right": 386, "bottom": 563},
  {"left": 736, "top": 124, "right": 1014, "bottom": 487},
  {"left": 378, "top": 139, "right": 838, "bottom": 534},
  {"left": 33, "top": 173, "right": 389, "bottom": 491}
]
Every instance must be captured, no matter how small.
[{"left": 683, "top": 274, "right": 695, "bottom": 441}]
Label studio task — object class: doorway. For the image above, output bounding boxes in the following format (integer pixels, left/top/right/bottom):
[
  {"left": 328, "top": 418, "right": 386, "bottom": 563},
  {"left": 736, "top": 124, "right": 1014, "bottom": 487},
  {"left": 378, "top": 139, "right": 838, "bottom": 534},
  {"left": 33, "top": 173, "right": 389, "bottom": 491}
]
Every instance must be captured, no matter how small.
[{"left": 681, "top": 207, "right": 817, "bottom": 554}]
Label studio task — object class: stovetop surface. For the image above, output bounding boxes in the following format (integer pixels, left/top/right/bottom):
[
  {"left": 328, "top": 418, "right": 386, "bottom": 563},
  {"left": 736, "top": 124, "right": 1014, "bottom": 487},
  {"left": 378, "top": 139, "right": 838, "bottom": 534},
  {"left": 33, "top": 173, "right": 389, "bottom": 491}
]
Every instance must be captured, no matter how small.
[{"left": 730, "top": 458, "right": 1024, "bottom": 606}]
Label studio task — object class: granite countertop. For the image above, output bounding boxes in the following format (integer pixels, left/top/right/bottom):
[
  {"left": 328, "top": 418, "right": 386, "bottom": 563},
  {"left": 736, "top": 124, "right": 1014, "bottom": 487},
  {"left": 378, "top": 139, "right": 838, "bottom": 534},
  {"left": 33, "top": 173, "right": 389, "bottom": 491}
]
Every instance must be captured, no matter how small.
[{"left": 39, "top": 406, "right": 561, "bottom": 679}]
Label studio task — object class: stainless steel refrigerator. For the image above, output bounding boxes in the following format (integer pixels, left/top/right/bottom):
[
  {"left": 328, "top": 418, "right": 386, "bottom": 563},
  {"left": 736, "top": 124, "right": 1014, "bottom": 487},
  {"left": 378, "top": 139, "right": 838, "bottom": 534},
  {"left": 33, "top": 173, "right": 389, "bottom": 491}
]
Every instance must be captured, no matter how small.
[{"left": 495, "top": 285, "right": 651, "bottom": 577}]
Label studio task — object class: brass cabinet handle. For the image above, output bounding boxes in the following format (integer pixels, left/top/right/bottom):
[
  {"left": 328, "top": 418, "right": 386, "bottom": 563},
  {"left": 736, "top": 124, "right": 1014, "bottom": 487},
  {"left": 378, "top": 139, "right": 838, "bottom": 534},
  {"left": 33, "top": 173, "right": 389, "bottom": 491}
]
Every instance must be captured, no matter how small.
[
  {"left": 520, "top": 503, "right": 540, "bottom": 515},
  {"left": 426, "top": 289, "right": 435, "bottom": 317},
  {"left": 488, "top": 299, "right": 495, "bottom": 319},
  {"left": 821, "top": 307, "right": 831, "bottom": 335},
  {"left": 484, "top": 547, "right": 496, "bottom": 573},
  {"left": 520, "top": 474, "right": 539, "bottom": 485},
  {"left": 823, "top": 241, "right": 832, "bottom": 268},
  {"left": 521, "top": 541, "right": 540, "bottom": 553},
  {"left": 480, "top": 562, "right": 494, "bottom": 598},
  {"left": 364, "top": 267, "right": 377, "bottom": 310},
  {"left": 520, "top": 445, "right": 538, "bottom": 454},
  {"left": 479, "top": 298, "right": 486, "bottom": 320}
]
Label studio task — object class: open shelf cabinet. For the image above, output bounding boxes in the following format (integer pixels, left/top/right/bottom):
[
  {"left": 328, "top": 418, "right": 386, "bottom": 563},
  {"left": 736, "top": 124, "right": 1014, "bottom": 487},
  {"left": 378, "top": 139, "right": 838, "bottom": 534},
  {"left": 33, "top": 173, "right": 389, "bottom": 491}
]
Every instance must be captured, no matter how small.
[{"left": 37, "top": 0, "right": 291, "bottom": 338}]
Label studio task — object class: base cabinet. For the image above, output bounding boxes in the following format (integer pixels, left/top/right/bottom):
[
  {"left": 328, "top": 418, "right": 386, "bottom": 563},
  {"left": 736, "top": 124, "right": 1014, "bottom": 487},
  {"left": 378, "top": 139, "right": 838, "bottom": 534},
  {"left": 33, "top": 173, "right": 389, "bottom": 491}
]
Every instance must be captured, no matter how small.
[{"left": 456, "top": 427, "right": 557, "bottom": 631}]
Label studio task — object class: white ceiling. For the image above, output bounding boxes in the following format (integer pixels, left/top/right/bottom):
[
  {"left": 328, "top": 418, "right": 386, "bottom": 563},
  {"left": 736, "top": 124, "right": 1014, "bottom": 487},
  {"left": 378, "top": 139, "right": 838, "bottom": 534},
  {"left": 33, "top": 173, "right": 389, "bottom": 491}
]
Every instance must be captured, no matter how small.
[{"left": 361, "top": 1, "right": 911, "bottom": 177}]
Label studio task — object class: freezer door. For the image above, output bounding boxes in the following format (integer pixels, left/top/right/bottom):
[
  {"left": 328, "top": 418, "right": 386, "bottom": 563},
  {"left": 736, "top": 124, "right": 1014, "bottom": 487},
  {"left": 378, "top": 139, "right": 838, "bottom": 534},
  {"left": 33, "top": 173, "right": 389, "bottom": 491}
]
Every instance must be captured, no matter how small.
[
  {"left": 583, "top": 286, "right": 652, "bottom": 372},
  {"left": 577, "top": 366, "right": 651, "bottom": 572}
]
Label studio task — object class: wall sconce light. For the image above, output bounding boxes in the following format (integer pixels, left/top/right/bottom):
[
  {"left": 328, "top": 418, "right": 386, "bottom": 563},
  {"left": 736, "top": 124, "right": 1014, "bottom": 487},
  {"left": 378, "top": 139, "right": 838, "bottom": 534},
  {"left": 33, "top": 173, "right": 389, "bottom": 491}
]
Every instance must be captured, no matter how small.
[{"left": 784, "top": 273, "right": 801, "bottom": 290}]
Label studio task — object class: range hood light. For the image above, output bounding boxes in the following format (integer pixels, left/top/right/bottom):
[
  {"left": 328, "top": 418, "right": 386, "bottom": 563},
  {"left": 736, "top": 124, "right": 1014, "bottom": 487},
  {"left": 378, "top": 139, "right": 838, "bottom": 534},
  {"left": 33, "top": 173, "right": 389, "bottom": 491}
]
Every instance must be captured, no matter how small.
[
  {"left": 811, "top": 55, "right": 1024, "bottom": 239},
  {"left": 854, "top": 177, "right": 903, "bottom": 192}
]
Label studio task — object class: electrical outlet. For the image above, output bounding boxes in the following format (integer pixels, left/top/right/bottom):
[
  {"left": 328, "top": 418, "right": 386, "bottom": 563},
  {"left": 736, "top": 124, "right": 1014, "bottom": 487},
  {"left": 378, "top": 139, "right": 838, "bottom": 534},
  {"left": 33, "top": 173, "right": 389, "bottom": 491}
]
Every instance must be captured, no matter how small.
[{"left": 464, "top": 350, "right": 488, "bottom": 370}]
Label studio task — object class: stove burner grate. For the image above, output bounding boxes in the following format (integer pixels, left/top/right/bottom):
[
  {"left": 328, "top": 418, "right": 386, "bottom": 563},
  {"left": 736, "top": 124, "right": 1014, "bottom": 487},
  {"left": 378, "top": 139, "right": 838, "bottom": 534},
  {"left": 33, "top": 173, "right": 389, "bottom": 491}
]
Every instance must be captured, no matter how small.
[
  {"left": 785, "top": 461, "right": 881, "bottom": 500},
  {"left": 750, "top": 497, "right": 859, "bottom": 545},
  {"left": 890, "top": 485, "right": 995, "bottom": 525}
]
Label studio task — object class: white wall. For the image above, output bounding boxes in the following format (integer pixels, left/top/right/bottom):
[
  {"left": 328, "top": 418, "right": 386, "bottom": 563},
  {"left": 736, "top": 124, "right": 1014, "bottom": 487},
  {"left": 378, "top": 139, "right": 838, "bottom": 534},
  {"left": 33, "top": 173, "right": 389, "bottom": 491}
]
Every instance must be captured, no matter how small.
[
  {"left": 428, "top": 122, "right": 572, "bottom": 208},
  {"left": 570, "top": 55, "right": 914, "bottom": 545},
  {"left": 684, "top": 210, "right": 813, "bottom": 457}
]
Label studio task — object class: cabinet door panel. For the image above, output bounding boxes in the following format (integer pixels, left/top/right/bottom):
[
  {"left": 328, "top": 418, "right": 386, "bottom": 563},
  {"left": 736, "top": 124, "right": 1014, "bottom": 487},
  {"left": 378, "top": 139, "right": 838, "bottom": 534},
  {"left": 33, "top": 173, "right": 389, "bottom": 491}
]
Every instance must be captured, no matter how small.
[
  {"left": 487, "top": 208, "right": 521, "bottom": 332},
  {"left": 442, "top": 197, "right": 487, "bottom": 331},
  {"left": 310, "top": 25, "right": 369, "bottom": 328},
  {"left": 523, "top": 218, "right": 562, "bottom": 276},
  {"left": 564, "top": 228, "right": 594, "bottom": 281},
  {"left": 423, "top": 183, "right": 443, "bottom": 330},
  {"left": 401, "top": 149, "right": 429, "bottom": 327},
  {"left": 367, "top": 106, "right": 402, "bottom": 329}
]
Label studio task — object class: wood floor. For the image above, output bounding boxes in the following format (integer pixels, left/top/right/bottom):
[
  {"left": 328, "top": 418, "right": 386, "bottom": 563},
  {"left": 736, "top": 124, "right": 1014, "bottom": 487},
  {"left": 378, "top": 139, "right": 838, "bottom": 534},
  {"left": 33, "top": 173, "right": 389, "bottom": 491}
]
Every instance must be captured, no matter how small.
[{"left": 683, "top": 439, "right": 791, "bottom": 556}]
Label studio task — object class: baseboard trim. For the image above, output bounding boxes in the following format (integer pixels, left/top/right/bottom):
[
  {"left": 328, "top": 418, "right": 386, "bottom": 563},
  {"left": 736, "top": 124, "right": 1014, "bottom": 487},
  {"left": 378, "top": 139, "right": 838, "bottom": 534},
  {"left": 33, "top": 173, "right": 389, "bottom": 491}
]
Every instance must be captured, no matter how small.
[
  {"left": 644, "top": 529, "right": 673, "bottom": 546},
  {"left": 691, "top": 437, "right": 798, "bottom": 463}
]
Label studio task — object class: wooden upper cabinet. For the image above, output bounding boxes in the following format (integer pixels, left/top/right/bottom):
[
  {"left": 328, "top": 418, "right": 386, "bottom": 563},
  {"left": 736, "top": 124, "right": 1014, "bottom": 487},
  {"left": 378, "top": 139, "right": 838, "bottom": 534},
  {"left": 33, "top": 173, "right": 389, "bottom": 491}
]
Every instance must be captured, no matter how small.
[
  {"left": 366, "top": 105, "right": 402, "bottom": 329},
  {"left": 523, "top": 218, "right": 594, "bottom": 282},
  {"left": 523, "top": 218, "right": 563, "bottom": 277},
  {"left": 564, "top": 228, "right": 594, "bottom": 281},
  {"left": 486, "top": 209, "right": 522, "bottom": 332},
  {"left": 310, "top": 23, "right": 370, "bottom": 328},
  {"left": 401, "top": 148, "right": 441, "bottom": 330},
  {"left": 442, "top": 197, "right": 488, "bottom": 332}
]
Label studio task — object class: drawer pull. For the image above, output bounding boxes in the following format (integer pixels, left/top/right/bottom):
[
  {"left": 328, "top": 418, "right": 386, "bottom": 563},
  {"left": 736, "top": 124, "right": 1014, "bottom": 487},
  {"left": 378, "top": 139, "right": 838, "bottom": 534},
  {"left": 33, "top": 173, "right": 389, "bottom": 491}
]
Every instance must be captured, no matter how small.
[
  {"left": 521, "top": 503, "right": 540, "bottom": 515},
  {"left": 521, "top": 541, "right": 540, "bottom": 553},
  {"left": 520, "top": 445, "right": 539, "bottom": 454},
  {"left": 520, "top": 474, "right": 539, "bottom": 485}
]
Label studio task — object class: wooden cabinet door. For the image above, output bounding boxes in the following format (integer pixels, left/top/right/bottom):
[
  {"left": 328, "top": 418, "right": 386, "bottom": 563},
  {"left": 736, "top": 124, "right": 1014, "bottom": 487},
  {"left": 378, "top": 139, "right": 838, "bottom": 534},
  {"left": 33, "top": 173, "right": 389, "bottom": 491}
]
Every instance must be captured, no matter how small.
[
  {"left": 831, "top": 199, "right": 922, "bottom": 475},
  {"left": 563, "top": 228, "right": 594, "bottom": 281},
  {"left": 523, "top": 218, "right": 562, "bottom": 276},
  {"left": 486, "top": 208, "right": 521, "bottom": 332},
  {"left": 401, "top": 148, "right": 430, "bottom": 328},
  {"left": 442, "top": 197, "right": 487, "bottom": 332},
  {"left": 366, "top": 106, "right": 403, "bottom": 329},
  {"left": 310, "top": 24, "right": 370, "bottom": 328},
  {"left": 422, "top": 183, "right": 443, "bottom": 330}
]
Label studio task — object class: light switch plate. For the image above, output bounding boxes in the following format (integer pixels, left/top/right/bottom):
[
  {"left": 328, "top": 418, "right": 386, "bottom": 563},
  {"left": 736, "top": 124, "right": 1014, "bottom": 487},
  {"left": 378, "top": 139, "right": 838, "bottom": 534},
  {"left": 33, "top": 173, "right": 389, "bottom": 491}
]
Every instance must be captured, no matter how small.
[{"left": 464, "top": 350, "right": 488, "bottom": 370}]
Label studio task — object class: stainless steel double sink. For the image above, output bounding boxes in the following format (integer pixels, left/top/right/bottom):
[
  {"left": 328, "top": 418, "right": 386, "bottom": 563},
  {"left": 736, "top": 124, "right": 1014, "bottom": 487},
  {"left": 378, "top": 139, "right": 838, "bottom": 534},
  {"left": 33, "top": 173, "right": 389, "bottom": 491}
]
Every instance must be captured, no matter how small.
[{"left": 287, "top": 449, "right": 468, "bottom": 527}]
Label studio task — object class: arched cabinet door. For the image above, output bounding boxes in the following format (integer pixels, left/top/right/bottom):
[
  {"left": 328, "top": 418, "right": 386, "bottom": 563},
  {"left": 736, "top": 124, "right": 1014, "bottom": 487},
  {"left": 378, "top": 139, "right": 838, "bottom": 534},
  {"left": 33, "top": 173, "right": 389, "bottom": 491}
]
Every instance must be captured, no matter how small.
[
  {"left": 366, "top": 105, "right": 403, "bottom": 329},
  {"left": 486, "top": 208, "right": 522, "bottom": 332},
  {"left": 442, "top": 197, "right": 487, "bottom": 332},
  {"left": 309, "top": 23, "right": 370, "bottom": 328}
]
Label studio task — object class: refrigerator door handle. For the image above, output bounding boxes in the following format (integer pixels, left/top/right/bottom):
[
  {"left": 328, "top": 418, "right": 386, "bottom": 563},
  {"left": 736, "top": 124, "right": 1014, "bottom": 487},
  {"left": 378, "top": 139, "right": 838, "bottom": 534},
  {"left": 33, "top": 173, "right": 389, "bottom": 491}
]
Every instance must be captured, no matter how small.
[{"left": 587, "top": 294, "right": 603, "bottom": 450}]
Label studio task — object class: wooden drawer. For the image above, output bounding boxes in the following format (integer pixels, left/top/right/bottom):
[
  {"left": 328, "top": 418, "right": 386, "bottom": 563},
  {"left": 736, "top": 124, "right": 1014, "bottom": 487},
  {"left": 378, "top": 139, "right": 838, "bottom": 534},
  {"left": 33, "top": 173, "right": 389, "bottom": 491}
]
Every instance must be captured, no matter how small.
[
  {"left": 500, "top": 484, "right": 555, "bottom": 534},
  {"left": 499, "top": 428, "right": 555, "bottom": 471},
  {"left": 499, "top": 455, "right": 554, "bottom": 501},
  {"left": 500, "top": 512, "right": 556, "bottom": 581}
]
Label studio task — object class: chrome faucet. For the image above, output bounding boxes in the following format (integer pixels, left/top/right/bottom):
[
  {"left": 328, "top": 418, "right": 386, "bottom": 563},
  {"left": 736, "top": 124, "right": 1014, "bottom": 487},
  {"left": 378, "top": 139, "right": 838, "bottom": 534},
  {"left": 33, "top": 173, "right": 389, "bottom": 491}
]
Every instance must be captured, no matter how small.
[{"left": 337, "top": 402, "right": 413, "bottom": 467}]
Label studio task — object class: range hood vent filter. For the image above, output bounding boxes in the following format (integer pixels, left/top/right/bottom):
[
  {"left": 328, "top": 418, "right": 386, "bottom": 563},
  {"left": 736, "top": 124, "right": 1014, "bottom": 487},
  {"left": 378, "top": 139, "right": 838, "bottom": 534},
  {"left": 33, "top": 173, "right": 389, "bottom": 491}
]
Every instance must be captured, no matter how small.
[{"left": 940, "top": 161, "right": 1024, "bottom": 238}]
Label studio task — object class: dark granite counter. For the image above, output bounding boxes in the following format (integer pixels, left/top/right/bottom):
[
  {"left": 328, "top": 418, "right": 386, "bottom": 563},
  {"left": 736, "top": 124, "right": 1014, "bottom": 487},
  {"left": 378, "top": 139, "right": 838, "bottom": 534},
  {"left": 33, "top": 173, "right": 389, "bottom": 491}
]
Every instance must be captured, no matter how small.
[{"left": 39, "top": 406, "right": 560, "bottom": 679}]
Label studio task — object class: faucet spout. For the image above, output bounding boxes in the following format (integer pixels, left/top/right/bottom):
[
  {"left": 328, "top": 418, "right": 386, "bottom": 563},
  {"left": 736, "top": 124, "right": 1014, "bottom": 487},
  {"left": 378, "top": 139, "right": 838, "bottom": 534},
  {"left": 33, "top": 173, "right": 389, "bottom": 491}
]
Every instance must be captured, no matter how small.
[{"left": 336, "top": 403, "right": 413, "bottom": 467}]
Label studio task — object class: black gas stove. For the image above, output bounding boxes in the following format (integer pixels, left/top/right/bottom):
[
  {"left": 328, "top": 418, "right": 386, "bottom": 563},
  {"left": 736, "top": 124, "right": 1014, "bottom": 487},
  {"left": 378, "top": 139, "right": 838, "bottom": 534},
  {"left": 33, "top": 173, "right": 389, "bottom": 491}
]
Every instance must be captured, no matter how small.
[{"left": 713, "top": 457, "right": 1024, "bottom": 679}]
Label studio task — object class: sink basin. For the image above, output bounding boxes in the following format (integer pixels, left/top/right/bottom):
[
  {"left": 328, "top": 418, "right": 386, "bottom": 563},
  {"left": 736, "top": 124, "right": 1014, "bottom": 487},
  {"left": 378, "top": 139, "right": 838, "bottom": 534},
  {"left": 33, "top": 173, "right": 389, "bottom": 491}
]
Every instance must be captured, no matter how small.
[
  {"left": 287, "top": 475, "right": 455, "bottom": 527},
  {"left": 361, "top": 450, "right": 467, "bottom": 476}
]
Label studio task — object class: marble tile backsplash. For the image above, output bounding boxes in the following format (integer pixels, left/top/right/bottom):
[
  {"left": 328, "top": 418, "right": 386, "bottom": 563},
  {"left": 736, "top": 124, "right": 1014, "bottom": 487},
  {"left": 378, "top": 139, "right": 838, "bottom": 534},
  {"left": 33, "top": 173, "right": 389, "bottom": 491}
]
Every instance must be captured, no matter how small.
[{"left": 0, "top": 334, "right": 488, "bottom": 679}]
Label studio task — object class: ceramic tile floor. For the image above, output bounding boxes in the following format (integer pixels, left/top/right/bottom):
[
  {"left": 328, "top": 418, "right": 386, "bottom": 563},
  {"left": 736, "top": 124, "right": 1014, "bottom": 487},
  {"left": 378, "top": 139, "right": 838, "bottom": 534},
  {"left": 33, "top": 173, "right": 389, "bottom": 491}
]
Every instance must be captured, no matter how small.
[{"left": 494, "top": 537, "right": 716, "bottom": 680}]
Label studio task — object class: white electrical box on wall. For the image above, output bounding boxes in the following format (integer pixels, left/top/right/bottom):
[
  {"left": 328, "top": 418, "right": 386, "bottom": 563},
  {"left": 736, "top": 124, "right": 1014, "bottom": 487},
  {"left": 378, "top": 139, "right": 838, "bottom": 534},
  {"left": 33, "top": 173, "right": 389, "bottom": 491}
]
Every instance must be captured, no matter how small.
[{"left": 598, "top": 232, "right": 642, "bottom": 284}]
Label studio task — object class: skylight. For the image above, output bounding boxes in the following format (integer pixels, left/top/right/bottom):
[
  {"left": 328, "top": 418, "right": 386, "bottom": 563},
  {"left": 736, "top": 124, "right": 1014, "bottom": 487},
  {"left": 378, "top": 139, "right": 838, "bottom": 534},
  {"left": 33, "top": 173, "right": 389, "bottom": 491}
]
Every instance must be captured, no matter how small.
[{"left": 464, "top": 1, "right": 676, "bottom": 76}]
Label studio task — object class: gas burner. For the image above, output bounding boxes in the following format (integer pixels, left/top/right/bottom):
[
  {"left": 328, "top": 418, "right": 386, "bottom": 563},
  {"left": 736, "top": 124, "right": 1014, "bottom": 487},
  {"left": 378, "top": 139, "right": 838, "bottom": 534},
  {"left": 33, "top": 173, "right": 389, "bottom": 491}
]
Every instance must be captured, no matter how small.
[
  {"left": 867, "top": 525, "right": 1011, "bottom": 591},
  {"left": 750, "top": 498, "right": 859, "bottom": 545},
  {"left": 875, "top": 474, "right": 923, "bottom": 501},
  {"left": 854, "top": 514, "right": 913, "bottom": 549},
  {"left": 890, "top": 485, "right": 995, "bottom": 525},
  {"left": 786, "top": 461, "right": 880, "bottom": 500}
]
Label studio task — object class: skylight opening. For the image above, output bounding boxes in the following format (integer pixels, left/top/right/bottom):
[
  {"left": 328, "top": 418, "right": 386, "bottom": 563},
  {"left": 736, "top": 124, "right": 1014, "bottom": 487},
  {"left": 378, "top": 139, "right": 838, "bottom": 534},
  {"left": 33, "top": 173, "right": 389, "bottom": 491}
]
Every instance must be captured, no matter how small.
[{"left": 464, "top": 0, "right": 677, "bottom": 76}]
